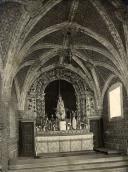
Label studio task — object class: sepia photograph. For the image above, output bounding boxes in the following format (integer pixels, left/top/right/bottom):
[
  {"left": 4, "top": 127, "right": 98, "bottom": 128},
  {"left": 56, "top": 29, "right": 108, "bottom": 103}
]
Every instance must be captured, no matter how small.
[{"left": 0, "top": 0, "right": 128, "bottom": 171}]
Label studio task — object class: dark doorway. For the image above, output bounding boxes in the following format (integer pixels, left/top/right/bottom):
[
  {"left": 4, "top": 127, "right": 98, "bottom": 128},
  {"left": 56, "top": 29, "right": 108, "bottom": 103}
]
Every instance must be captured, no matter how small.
[
  {"left": 45, "top": 80, "right": 76, "bottom": 119},
  {"left": 19, "top": 122, "right": 34, "bottom": 156},
  {"left": 90, "top": 119, "right": 104, "bottom": 148}
]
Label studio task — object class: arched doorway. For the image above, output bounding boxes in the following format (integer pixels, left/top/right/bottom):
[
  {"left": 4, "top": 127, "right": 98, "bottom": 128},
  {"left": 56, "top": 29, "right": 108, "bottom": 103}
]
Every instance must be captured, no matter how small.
[{"left": 44, "top": 80, "right": 76, "bottom": 119}]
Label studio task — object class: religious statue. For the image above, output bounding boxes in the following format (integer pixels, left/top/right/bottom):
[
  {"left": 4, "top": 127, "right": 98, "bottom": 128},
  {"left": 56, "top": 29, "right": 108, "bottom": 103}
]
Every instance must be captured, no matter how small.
[
  {"left": 44, "top": 117, "right": 49, "bottom": 131},
  {"left": 55, "top": 118, "right": 59, "bottom": 131},
  {"left": 56, "top": 95, "right": 66, "bottom": 120},
  {"left": 72, "top": 111, "right": 77, "bottom": 130}
]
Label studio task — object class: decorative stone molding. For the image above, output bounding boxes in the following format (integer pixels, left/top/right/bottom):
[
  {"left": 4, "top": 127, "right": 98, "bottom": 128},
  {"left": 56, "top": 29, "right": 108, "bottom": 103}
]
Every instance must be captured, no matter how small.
[
  {"left": 18, "top": 110, "right": 37, "bottom": 121},
  {"left": 36, "top": 68, "right": 86, "bottom": 118},
  {"left": 86, "top": 93, "right": 96, "bottom": 118},
  {"left": 26, "top": 68, "right": 95, "bottom": 121}
]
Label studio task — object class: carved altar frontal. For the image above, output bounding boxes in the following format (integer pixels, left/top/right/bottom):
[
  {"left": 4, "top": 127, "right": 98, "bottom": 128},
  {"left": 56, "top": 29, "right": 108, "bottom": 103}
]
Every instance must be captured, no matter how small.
[{"left": 35, "top": 131, "right": 93, "bottom": 155}]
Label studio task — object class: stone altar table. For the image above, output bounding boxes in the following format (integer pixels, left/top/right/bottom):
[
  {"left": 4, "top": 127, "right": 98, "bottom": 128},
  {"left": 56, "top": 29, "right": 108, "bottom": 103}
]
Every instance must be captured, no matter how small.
[{"left": 35, "top": 130, "right": 93, "bottom": 155}]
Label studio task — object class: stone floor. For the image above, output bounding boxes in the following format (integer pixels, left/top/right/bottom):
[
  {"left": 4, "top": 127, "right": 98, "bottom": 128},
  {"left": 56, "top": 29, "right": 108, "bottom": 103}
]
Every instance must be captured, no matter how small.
[{"left": 9, "top": 152, "right": 128, "bottom": 172}]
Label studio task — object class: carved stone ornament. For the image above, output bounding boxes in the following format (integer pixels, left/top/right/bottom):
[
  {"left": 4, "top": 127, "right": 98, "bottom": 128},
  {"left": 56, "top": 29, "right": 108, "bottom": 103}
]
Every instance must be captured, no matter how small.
[{"left": 26, "top": 68, "right": 95, "bottom": 120}]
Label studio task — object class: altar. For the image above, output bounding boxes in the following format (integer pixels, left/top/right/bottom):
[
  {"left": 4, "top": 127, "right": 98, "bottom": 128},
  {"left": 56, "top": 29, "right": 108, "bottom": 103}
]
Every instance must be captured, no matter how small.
[
  {"left": 34, "top": 87, "right": 94, "bottom": 155},
  {"left": 25, "top": 76, "right": 96, "bottom": 156},
  {"left": 35, "top": 130, "right": 93, "bottom": 155}
]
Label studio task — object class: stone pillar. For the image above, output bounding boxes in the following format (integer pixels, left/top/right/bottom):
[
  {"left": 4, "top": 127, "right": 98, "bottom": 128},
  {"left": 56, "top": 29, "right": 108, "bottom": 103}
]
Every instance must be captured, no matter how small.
[
  {"left": 0, "top": 118, "right": 3, "bottom": 164},
  {"left": 41, "top": 92, "right": 45, "bottom": 117},
  {"left": 80, "top": 93, "right": 86, "bottom": 120},
  {"left": 86, "top": 93, "right": 91, "bottom": 117},
  {"left": 8, "top": 99, "right": 18, "bottom": 165},
  {"left": 86, "top": 92, "right": 96, "bottom": 118},
  {"left": 76, "top": 95, "right": 80, "bottom": 116},
  {"left": 0, "top": 98, "right": 10, "bottom": 172}
]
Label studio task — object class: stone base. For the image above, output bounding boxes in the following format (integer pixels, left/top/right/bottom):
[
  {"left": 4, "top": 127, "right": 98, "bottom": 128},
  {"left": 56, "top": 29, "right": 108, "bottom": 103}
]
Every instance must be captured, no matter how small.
[{"left": 35, "top": 132, "right": 93, "bottom": 155}]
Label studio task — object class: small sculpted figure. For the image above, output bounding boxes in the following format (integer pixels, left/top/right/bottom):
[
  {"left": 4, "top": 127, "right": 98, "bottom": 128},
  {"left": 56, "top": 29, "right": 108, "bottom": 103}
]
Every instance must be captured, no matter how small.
[{"left": 56, "top": 95, "right": 66, "bottom": 120}]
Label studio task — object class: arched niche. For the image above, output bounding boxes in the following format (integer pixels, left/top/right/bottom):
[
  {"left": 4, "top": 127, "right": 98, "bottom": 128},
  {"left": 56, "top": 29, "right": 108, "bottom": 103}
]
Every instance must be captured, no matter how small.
[
  {"left": 44, "top": 79, "right": 76, "bottom": 119},
  {"left": 26, "top": 68, "right": 95, "bottom": 121}
]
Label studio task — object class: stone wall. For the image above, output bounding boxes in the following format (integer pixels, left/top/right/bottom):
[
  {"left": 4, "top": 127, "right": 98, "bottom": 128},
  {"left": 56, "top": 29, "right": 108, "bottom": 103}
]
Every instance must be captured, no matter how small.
[
  {"left": 104, "top": 119, "right": 128, "bottom": 151},
  {"left": 103, "top": 81, "right": 128, "bottom": 152}
]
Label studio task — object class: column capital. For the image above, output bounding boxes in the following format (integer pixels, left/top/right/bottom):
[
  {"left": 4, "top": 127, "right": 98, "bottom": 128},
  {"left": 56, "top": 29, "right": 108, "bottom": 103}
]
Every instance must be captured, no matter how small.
[
  {"left": 17, "top": 110, "right": 25, "bottom": 120},
  {"left": 96, "top": 108, "right": 103, "bottom": 116}
]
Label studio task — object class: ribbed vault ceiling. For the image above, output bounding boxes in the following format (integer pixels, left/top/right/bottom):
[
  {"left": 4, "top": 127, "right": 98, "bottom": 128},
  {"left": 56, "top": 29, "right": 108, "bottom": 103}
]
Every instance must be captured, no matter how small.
[{"left": 0, "top": 0, "right": 128, "bottom": 109}]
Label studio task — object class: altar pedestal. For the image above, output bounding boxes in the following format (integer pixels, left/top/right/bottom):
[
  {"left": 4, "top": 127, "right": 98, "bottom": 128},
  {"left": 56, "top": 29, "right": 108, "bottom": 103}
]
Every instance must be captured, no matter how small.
[{"left": 35, "top": 131, "right": 93, "bottom": 155}]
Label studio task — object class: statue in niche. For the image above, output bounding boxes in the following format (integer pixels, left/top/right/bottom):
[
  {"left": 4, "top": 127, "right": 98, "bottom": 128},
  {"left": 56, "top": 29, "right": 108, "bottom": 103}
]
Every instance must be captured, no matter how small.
[
  {"left": 44, "top": 116, "right": 49, "bottom": 131},
  {"left": 72, "top": 111, "right": 77, "bottom": 130},
  {"left": 56, "top": 95, "right": 66, "bottom": 120},
  {"left": 56, "top": 95, "right": 67, "bottom": 131},
  {"left": 55, "top": 118, "right": 59, "bottom": 130},
  {"left": 51, "top": 114, "right": 55, "bottom": 130}
]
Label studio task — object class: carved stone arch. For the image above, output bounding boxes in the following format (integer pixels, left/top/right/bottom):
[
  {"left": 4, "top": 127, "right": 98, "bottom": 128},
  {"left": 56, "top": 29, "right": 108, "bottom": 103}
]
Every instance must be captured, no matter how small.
[
  {"left": 26, "top": 67, "right": 95, "bottom": 121},
  {"left": 36, "top": 68, "right": 86, "bottom": 119}
]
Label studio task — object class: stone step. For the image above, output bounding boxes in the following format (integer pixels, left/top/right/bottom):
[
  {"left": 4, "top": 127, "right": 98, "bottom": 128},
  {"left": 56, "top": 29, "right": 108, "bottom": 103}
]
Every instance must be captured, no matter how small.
[
  {"left": 9, "top": 167, "right": 128, "bottom": 172},
  {"left": 94, "top": 148, "right": 122, "bottom": 154},
  {"left": 9, "top": 161, "right": 128, "bottom": 172},
  {"left": 8, "top": 155, "right": 128, "bottom": 172},
  {"left": 37, "top": 150, "right": 95, "bottom": 158}
]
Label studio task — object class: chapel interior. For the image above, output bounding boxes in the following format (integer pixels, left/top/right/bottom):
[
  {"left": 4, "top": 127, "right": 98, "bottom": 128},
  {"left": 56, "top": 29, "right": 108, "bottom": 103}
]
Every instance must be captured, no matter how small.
[{"left": 0, "top": 0, "right": 128, "bottom": 172}]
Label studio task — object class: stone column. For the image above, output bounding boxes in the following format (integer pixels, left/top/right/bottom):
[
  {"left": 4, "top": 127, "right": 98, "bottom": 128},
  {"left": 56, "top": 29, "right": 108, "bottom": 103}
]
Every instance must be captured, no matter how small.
[
  {"left": 0, "top": 116, "right": 3, "bottom": 164},
  {"left": 41, "top": 92, "right": 45, "bottom": 117},
  {"left": 76, "top": 95, "right": 80, "bottom": 116},
  {"left": 0, "top": 98, "right": 10, "bottom": 172},
  {"left": 86, "top": 93, "right": 91, "bottom": 117},
  {"left": 80, "top": 93, "right": 86, "bottom": 120},
  {"left": 86, "top": 93, "right": 93, "bottom": 131},
  {"left": 86, "top": 92, "right": 96, "bottom": 117}
]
